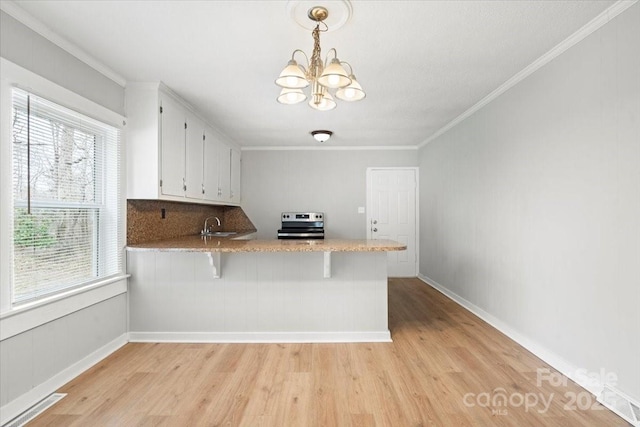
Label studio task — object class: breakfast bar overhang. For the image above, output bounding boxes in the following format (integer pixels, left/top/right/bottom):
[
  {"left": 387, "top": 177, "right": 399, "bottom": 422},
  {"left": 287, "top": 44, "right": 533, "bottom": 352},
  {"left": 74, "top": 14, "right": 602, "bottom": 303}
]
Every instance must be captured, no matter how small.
[{"left": 126, "top": 237, "right": 406, "bottom": 343}]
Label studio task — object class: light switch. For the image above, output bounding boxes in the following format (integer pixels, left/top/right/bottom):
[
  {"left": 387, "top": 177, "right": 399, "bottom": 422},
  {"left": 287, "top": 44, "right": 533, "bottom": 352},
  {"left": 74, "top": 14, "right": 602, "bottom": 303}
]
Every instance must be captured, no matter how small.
[{"left": 358, "top": 207, "right": 365, "bottom": 214}]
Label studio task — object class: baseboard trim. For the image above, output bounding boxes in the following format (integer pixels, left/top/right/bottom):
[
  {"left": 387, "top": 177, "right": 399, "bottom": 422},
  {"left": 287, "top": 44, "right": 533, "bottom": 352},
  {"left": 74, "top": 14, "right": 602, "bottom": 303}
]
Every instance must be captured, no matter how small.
[
  {"left": 417, "top": 275, "right": 604, "bottom": 395},
  {"left": 418, "top": 274, "right": 640, "bottom": 423},
  {"left": 0, "top": 333, "right": 128, "bottom": 425},
  {"left": 128, "top": 330, "right": 392, "bottom": 343}
]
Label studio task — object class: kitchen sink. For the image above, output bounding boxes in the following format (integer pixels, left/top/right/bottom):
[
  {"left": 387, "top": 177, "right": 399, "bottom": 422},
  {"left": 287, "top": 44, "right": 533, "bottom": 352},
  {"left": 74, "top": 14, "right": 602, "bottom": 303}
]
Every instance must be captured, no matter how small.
[
  {"left": 231, "top": 232, "right": 256, "bottom": 240},
  {"left": 201, "top": 231, "right": 237, "bottom": 237}
]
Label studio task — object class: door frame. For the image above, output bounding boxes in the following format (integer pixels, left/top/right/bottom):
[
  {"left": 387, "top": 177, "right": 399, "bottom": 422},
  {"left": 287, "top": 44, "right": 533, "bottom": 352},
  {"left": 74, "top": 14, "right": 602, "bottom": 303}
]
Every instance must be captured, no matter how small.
[{"left": 366, "top": 167, "right": 419, "bottom": 277}]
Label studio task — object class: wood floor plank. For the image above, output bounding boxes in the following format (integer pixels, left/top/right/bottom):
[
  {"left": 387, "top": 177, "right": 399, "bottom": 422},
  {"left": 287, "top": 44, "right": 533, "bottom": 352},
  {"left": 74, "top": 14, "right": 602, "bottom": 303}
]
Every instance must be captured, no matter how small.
[
  {"left": 311, "top": 344, "right": 342, "bottom": 427},
  {"left": 27, "top": 278, "right": 630, "bottom": 426}
]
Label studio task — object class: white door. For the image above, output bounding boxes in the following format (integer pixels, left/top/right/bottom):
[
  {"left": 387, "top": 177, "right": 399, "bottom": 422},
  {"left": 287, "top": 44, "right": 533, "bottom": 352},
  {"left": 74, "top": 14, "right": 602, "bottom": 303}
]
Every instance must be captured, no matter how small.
[{"left": 367, "top": 168, "right": 418, "bottom": 277}]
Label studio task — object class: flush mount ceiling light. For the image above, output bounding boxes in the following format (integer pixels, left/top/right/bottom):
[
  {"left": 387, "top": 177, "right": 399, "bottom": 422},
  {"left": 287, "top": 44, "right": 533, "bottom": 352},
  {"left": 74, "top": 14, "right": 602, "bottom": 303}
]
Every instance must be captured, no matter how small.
[
  {"left": 311, "top": 130, "right": 333, "bottom": 142},
  {"left": 275, "top": 5, "right": 366, "bottom": 111}
]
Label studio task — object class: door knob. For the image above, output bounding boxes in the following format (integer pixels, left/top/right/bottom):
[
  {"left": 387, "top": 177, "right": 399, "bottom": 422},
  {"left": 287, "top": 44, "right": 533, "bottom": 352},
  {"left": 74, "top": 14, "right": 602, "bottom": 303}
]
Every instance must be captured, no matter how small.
[
  {"left": 372, "top": 220, "right": 377, "bottom": 224},
  {"left": 373, "top": 228, "right": 378, "bottom": 232}
]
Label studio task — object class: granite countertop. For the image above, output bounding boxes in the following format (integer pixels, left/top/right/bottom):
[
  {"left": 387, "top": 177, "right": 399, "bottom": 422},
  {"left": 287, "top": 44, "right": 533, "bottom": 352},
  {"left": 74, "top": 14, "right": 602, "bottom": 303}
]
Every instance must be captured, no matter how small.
[{"left": 126, "top": 234, "right": 406, "bottom": 253}]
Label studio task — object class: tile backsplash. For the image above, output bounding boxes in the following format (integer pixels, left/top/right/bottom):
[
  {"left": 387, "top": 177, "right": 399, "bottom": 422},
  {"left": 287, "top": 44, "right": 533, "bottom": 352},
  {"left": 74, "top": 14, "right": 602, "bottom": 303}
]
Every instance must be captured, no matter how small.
[{"left": 127, "top": 200, "right": 256, "bottom": 244}]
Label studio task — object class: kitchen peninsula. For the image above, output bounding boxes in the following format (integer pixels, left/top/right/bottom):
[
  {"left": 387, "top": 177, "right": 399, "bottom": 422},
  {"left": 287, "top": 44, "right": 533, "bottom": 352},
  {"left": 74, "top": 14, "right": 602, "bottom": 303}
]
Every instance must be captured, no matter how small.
[{"left": 126, "top": 235, "right": 406, "bottom": 343}]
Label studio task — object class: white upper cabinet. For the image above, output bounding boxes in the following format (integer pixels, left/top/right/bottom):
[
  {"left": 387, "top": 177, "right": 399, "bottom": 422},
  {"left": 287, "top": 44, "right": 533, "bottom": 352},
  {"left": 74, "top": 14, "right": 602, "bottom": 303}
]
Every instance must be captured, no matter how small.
[
  {"left": 202, "top": 126, "right": 220, "bottom": 202},
  {"left": 125, "top": 82, "right": 241, "bottom": 205},
  {"left": 201, "top": 131, "right": 241, "bottom": 204},
  {"left": 218, "top": 143, "right": 231, "bottom": 202},
  {"left": 185, "top": 112, "right": 205, "bottom": 199},
  {"left": 159, "top": 93, "right": 186, "bottom": 197},
  {"left": 125, "top": 83, "right": 162, "bottom": 200},
  {"left": 230, "top": 148, "right": 241, "bottom": 203}
]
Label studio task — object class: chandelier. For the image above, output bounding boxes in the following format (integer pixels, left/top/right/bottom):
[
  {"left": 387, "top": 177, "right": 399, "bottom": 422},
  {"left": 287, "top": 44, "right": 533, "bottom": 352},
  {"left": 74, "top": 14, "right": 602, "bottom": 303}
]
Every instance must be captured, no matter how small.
[{"left": 275, "top": 6, "right": 365, "bottom": 111}]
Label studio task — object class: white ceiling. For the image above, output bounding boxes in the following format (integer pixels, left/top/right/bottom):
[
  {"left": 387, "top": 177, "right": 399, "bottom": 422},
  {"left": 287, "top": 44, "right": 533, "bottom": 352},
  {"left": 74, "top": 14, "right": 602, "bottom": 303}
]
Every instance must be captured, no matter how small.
[{"left": 10, "top": 0, "right": 615, "bottom": 147}]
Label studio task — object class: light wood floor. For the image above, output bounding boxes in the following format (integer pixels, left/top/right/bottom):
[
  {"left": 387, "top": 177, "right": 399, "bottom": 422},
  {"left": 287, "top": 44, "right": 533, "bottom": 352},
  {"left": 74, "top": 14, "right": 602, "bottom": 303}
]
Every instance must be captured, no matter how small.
[{"left": 29, "top": 278, "right": 627, "bottom": 426}]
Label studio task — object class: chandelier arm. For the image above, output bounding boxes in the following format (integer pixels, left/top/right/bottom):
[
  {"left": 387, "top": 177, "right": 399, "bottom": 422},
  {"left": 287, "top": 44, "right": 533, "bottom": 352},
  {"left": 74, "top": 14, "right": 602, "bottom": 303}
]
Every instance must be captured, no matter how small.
[
  {"left": 339, "top": 61, "right": 354, "bottom": 75},
  {"left": 291, "top": 49, "right": 310, "bottom": 72},
  {"left": 324, "top": 48, "right": 338, "bottom": 65}
]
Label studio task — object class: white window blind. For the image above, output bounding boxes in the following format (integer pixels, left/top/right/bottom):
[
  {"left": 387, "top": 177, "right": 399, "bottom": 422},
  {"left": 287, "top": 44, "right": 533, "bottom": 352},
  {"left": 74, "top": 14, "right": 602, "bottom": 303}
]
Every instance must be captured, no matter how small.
[{"left": 11, "top": 88, "right": 122, "bottom": 304}]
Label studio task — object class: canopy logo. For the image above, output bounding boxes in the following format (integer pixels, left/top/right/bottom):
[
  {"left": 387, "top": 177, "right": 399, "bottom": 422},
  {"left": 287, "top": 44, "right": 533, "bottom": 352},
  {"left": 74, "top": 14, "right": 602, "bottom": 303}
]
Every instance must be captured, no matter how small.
[
  {"left": 463, "top": 387, "right": 553, "bottom": 415},
  {"left": 462, "top": 367, "right": 617, "bottom": 416}
]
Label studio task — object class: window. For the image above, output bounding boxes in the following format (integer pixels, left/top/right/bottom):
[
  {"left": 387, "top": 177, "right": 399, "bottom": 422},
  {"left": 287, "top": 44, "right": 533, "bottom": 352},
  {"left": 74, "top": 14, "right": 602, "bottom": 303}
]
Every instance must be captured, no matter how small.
[{"left": 11, "top": 88, "right": 122, "bottom": 304}]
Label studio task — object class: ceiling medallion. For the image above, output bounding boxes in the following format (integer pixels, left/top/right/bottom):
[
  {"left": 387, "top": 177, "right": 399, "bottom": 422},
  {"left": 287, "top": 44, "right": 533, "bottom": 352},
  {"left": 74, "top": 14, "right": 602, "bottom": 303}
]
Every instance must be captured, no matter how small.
[
  {"left": 276, "top": 3, "right": 365, "bottom": 111},
  {"left": 286, "top": 0, "right": 352, "bottom": 32}
]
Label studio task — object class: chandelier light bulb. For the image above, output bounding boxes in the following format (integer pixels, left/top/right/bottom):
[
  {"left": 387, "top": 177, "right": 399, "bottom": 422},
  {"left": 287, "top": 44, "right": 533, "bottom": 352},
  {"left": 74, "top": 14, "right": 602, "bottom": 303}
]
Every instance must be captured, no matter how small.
[
  {"left": 309, "top": 92, "right": 336, "bottom": 111},
  {"left": 275, "top": 60, "right": 309, "bottom": 89},
  {"left": 277, "top": 88, "right": 306, "bottom": 105},
  {"left": 335, "top": 74, "right": 366, "bottom": 102},
  {"left": 317, "top": 58, "right": 351, "bottom": 89}
]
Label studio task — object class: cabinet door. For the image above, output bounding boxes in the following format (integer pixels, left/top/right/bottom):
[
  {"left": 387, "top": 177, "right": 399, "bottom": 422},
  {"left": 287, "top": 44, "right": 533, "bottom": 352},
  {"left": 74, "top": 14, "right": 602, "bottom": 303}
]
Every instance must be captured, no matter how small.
[
  {"left": 185, "top": 113, "right": 205, "bottom": 199},
  {"left": 160, "top": 94, "right": 186, "bottom": 197},
  {"left": 217, "top": 143, "right": 231, "bottom": 202},
  {"left": 230, "top": 148, "right": 241, "bottom": 203},
  {"left": 202, "top": 127, "right": 219, "bottom": 202}
]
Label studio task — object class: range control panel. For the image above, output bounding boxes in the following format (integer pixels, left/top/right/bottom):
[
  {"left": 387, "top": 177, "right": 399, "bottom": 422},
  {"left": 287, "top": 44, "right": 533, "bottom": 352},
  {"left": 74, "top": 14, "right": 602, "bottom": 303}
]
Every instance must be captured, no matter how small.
[{"left": 281, "top": 212, "right": 323, "bottom": 222}]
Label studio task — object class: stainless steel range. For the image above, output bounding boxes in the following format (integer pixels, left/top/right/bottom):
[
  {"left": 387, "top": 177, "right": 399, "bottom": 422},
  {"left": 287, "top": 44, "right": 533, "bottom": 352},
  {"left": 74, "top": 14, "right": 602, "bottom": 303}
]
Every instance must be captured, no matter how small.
[{"left": 277, "top": 212, "right": 324, "bottom": 239}]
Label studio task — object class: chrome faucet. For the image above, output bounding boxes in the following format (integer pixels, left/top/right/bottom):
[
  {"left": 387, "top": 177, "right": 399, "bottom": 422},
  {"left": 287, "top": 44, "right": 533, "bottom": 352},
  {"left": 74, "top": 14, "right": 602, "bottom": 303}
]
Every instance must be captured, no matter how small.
[{"left": 202, "top": 216, "right": 221, "bottom": 234}]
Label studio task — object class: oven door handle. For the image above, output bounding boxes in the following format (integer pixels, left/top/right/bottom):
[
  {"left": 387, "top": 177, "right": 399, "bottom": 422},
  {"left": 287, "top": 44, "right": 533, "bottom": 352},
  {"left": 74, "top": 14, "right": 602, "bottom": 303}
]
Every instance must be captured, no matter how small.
[{"left": 277, "top": 232, "right": 324, "bottom": 237}]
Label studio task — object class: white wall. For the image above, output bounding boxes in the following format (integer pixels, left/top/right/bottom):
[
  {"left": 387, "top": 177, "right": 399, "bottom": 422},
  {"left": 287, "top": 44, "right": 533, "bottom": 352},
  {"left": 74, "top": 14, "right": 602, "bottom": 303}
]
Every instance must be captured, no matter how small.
[
  {"left": 0, "top": 9, "right": 128, "bottom": 424},
  {"left": 241, "top": 149, "right": 419, "bottom": 239},
  {"left": 0, "top": 10, "right": 124, "bottom": 114},
  {"left": 419, "top": 3, "right": 639, "bottom": 402},
  {"left": 0, "top": 296, "right": 127, "bottom": 412}
]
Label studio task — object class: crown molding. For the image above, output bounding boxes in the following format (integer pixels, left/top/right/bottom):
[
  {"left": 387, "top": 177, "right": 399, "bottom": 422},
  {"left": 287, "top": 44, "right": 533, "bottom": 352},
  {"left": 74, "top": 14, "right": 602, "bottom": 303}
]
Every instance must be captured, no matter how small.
[
  {"left": 2, "top": 0, "right": 634, "bottom": 148},
  {"left": 0, "top": 0, "right": 127, "bottom": 87},
  {"left": 241, "top": 145, "right": 418, "bottom": 151},
  {"left": 418, "top": 0, "right": 638, "bottom": 149}
]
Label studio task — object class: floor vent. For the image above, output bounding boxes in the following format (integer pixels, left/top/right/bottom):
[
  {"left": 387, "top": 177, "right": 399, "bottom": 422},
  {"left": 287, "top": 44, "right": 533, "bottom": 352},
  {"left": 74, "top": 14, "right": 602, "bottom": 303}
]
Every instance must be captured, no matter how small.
[
  {"left": 3, "top": 393, "right": 66, "bottom": 427},
  {"left": 598, "top": 385, "right": 640, "bottom": 426}
]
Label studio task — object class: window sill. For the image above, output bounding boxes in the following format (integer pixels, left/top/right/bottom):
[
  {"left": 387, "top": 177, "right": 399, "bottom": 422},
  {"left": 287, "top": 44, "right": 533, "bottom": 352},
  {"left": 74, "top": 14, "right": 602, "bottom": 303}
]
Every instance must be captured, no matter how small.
[{"left": 0, "top": 274, "right": 129, "bottom": 340}]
